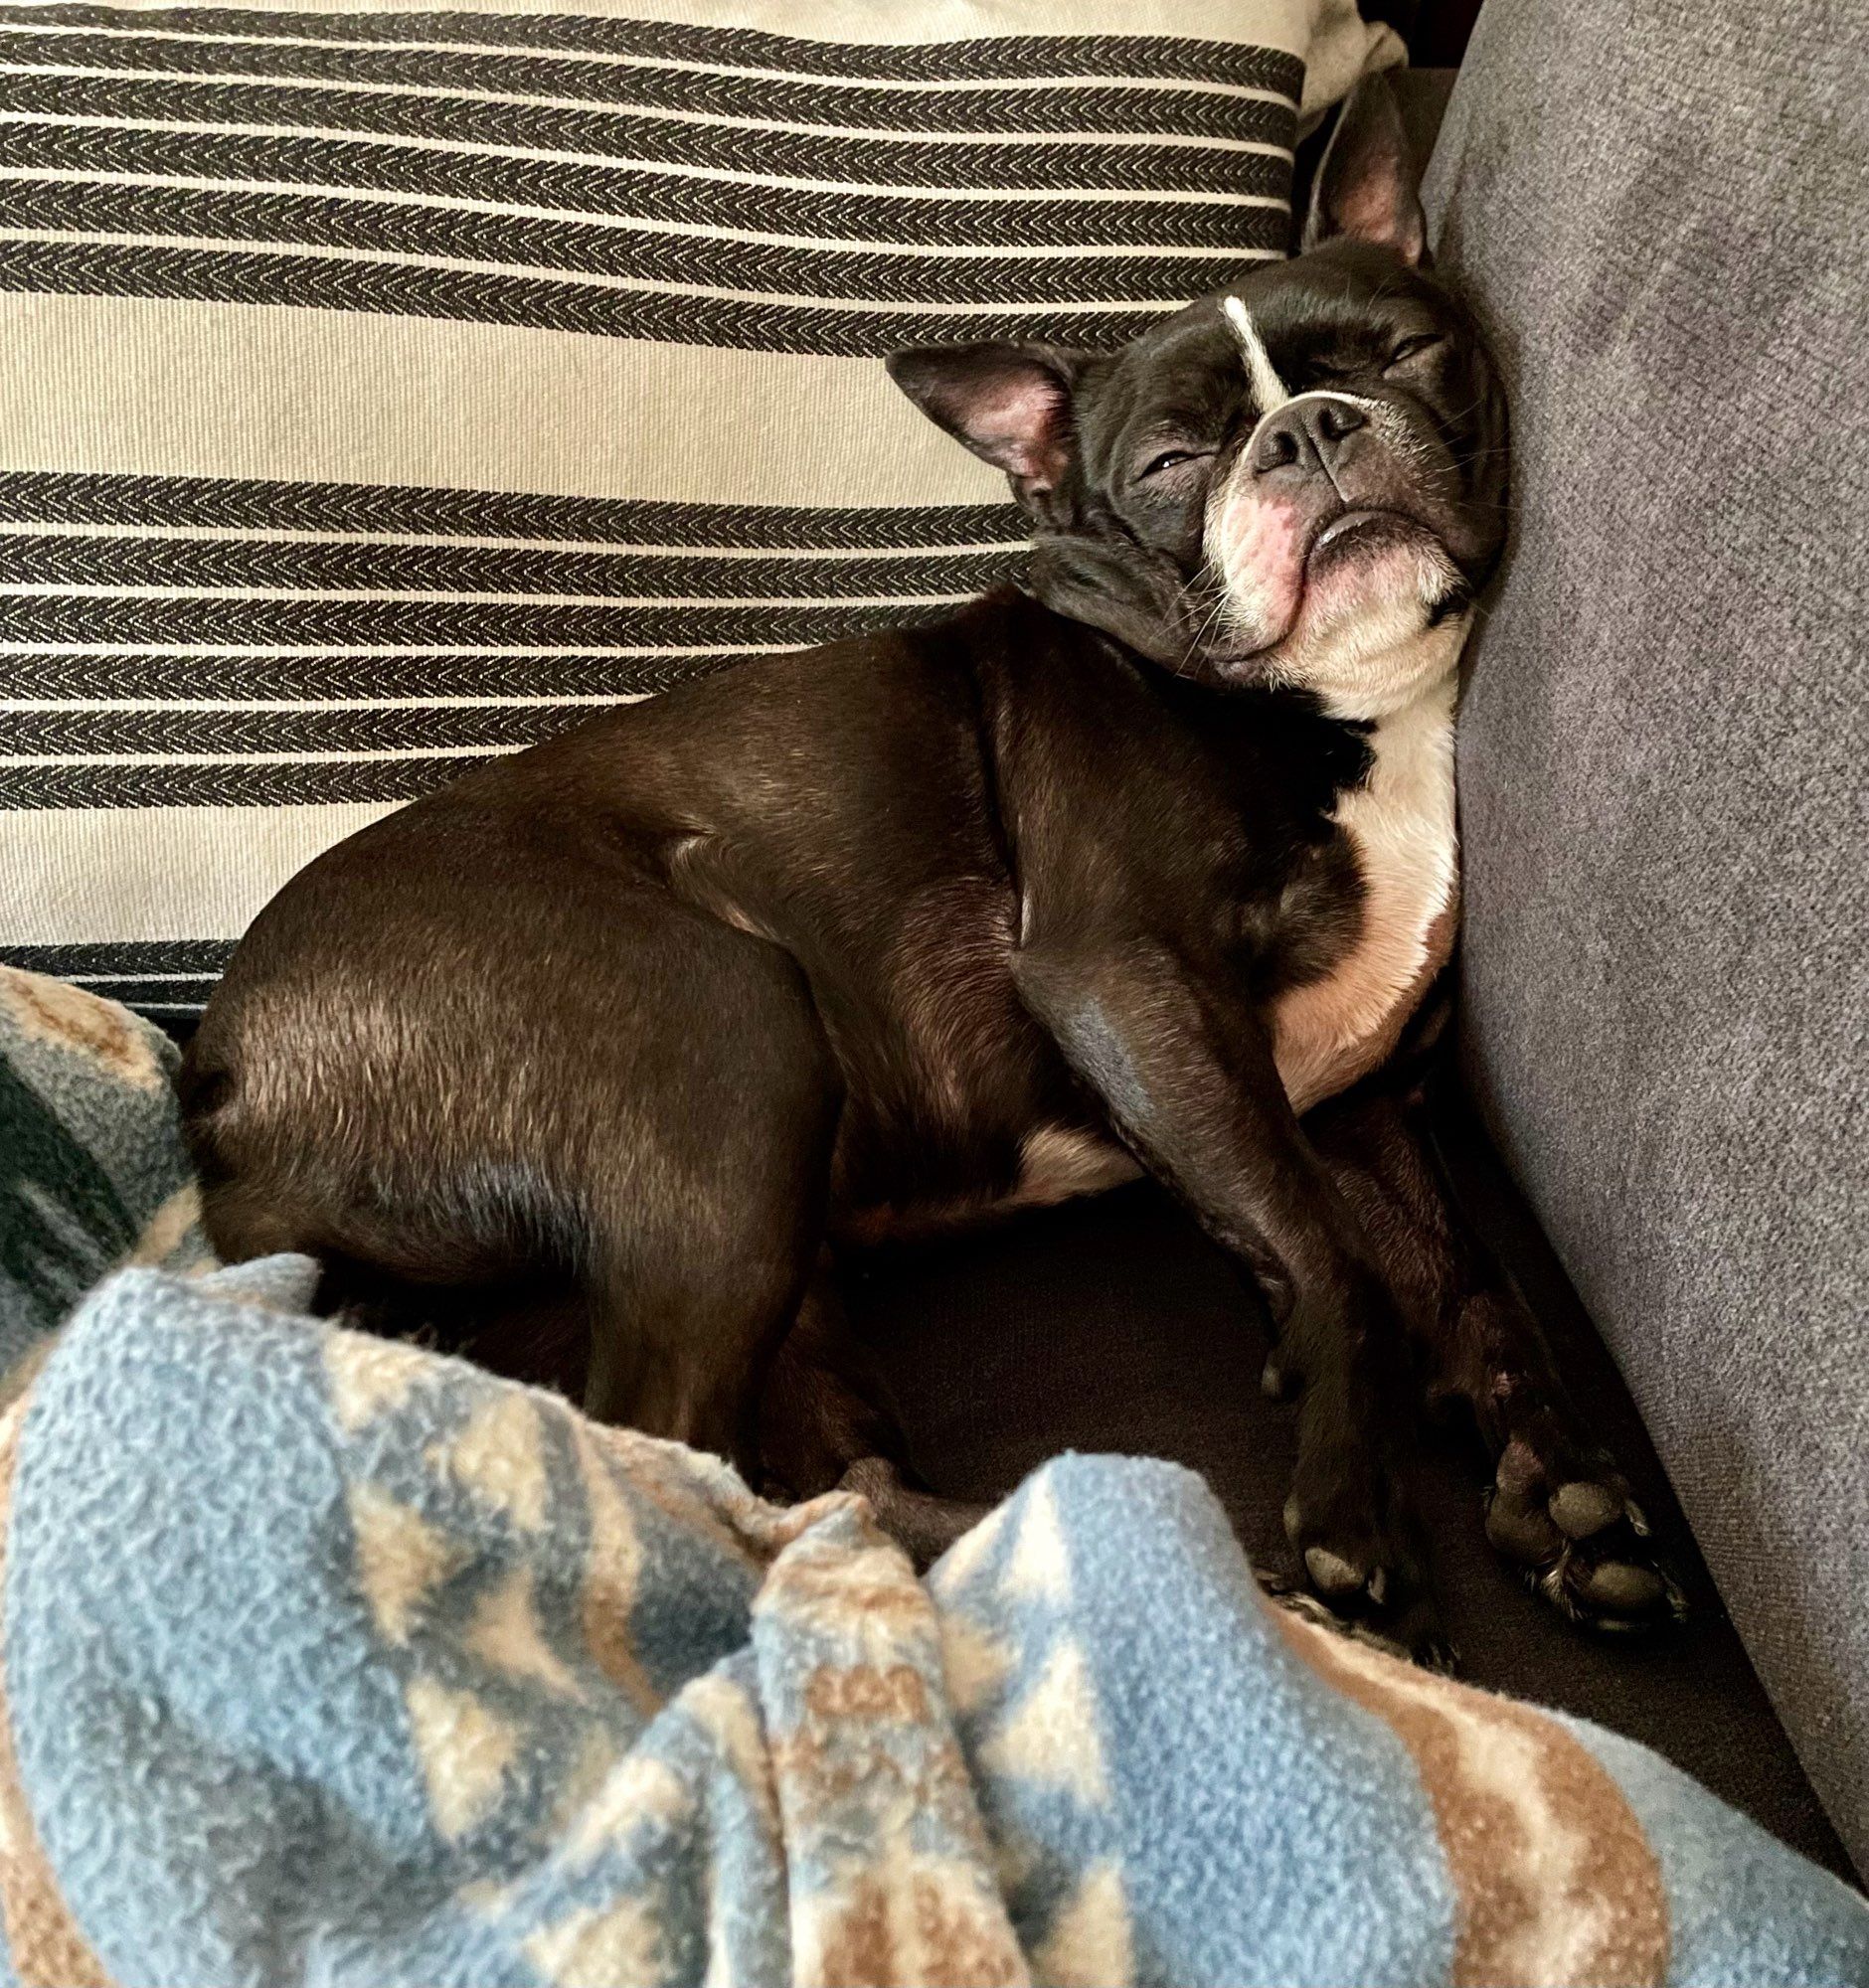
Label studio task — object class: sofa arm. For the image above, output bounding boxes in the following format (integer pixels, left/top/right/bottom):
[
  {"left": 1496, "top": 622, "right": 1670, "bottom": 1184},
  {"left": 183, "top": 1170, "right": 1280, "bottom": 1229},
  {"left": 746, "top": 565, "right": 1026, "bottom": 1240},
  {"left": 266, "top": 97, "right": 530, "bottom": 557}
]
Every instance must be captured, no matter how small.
[{"left": 1422, "top": 0, "right": 1869, "bottom": 1878}]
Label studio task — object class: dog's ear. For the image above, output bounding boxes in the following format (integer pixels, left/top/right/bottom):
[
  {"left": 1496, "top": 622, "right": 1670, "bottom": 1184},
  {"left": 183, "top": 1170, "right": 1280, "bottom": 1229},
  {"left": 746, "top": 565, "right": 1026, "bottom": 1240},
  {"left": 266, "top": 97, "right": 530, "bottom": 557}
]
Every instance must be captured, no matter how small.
[
  {"left": 887, "top": 342, "right": 1089, "bottom": 509},
  {"left": 1302, "top": 73, "right": 1425, "bottom": 265}
]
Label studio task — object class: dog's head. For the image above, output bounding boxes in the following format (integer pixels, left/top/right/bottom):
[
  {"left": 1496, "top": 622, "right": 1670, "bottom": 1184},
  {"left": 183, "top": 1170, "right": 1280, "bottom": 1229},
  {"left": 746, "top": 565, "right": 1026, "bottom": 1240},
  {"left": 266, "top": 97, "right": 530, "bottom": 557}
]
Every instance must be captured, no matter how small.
[{"left": 889, "top": 77, "right": 1508, "bottom": 719}]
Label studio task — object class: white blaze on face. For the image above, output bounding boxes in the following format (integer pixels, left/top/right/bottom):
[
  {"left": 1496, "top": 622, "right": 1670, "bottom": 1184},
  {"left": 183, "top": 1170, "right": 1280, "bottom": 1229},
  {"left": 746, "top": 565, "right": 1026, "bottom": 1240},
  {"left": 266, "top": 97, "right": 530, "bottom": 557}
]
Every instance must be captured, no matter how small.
[
  {"left": 1209, "top": 297, "right": 1303, "bottom": 646},
  {"left": 1222, "top": 293, "right": 1381, "bottom": 453},
  {"left": 1222, "top": 295, "right": 1289, "bottom": 418}
]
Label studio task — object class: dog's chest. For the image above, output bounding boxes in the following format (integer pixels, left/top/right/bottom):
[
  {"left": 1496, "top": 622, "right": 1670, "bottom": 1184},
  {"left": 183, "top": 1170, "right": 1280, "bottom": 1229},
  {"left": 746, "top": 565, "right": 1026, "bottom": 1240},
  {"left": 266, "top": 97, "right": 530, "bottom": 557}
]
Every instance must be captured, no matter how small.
[{"left": 1273, "top": 679, "right": 1459, "bottom": 1113}]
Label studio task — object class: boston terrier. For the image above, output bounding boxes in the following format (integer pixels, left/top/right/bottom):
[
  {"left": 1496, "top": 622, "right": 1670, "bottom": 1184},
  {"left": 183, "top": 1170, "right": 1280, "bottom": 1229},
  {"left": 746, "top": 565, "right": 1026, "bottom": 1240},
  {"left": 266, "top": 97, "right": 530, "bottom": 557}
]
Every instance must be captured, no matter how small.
[{"left": 182, "top": 81, "right": 1678, "bottom": 1653}]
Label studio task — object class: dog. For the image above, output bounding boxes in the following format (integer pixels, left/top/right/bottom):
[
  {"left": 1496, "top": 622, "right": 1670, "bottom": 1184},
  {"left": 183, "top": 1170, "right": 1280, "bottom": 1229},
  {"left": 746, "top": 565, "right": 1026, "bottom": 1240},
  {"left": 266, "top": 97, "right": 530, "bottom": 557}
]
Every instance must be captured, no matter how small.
[{"left": 182, "top": 80, "right": 1676, "bottom": 1653}]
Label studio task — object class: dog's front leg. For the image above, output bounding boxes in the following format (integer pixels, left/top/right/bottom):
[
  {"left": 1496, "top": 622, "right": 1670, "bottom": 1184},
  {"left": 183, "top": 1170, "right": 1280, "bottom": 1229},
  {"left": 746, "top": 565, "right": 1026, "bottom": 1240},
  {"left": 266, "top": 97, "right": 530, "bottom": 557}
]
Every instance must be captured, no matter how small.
[{"left": 1013, "top": 934, "right": 1441, "bottom": 1652}]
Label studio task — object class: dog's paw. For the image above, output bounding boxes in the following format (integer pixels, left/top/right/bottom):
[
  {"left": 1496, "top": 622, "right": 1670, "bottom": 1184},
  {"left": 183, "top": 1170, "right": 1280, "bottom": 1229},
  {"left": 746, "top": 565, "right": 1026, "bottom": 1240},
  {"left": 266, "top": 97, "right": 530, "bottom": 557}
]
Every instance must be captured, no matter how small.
[
  {"left": 1483, "top": 1437, "right": 1686, "bottom": 1633},
  {"left": 1282, "top": 1446, "right": 1445, "bottom": 1663}
]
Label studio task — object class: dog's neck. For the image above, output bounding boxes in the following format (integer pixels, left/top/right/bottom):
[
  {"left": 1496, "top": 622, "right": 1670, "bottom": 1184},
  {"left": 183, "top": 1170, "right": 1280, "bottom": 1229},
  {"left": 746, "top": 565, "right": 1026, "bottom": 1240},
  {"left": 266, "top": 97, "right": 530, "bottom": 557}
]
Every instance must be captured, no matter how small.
[{"left": 1308, "top": 606, "right": 1472, "bottom": 728}]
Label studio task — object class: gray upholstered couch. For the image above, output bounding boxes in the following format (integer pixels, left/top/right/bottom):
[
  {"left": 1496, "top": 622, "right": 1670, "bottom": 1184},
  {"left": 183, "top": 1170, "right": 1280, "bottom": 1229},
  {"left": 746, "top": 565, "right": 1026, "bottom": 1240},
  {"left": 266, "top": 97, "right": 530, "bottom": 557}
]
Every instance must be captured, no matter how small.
[{"left": 1426, "top": 0, "right": 1868, "bottom": 1879}]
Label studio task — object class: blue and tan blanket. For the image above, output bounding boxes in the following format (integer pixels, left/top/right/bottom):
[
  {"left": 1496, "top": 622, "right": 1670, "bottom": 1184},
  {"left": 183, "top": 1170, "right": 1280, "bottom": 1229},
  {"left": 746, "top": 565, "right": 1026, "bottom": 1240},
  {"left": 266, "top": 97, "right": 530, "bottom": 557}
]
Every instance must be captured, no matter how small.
[{"left": 2, "top": 964, "right": 1865, "bottom": 1988}]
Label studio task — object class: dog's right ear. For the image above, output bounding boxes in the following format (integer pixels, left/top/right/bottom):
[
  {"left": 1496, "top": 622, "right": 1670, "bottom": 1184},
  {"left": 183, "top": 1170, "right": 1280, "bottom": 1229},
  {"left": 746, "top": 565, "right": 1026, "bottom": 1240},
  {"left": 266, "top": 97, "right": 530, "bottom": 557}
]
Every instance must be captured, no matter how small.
[
  {"left": 1302, "top": 73, "right": 1426, "bottom": 264},
  {"left": 887, "top": 342, "right": 1087, "bottom": 511}
]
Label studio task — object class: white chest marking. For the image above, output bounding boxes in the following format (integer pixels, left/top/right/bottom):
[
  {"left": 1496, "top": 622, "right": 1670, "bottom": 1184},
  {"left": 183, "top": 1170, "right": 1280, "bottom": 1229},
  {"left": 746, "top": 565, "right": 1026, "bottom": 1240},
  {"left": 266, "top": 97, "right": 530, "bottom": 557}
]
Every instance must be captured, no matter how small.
[{"left": 1274, "top": 674, "right": 1459, "bottom": 1113}]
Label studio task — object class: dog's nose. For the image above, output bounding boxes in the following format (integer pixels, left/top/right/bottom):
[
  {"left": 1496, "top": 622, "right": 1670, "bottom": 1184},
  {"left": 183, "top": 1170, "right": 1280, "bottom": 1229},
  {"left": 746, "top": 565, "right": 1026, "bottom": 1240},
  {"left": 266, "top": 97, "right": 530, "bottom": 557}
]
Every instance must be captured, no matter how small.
[{"left": 1252, "top": 397, "right": 1368, "bottom": 477}]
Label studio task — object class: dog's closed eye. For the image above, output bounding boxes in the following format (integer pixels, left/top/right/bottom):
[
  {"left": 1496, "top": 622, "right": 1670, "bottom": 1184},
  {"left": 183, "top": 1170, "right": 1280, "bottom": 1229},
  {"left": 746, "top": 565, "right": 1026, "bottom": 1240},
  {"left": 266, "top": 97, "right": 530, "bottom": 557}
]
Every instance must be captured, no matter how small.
[
  {"left": 1137, "top": 447, "right": 1214, "bottom": 482},
  {"left": 1385, "top": 334, "right": 1444, "bottom": 371}
]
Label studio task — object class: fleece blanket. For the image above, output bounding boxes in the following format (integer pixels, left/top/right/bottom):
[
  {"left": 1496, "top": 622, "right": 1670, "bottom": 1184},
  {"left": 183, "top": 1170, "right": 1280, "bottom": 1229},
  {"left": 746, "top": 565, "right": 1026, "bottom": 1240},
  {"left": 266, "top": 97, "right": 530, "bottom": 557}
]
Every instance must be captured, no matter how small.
[
  {"left": 0, "top": 969, "right": 209, "bottom": 1376},
  {"left": 1, "top": 966, "right": 1866, "bottom": 1988}
]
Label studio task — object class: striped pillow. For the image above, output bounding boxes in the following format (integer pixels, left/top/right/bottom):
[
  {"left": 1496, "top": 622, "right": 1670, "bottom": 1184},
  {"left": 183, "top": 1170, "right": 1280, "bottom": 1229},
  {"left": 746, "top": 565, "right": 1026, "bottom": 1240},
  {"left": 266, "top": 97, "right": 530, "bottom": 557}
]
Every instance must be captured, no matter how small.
[{"left": 0, "top": 0, "right": 1398, "bottom": 1025}]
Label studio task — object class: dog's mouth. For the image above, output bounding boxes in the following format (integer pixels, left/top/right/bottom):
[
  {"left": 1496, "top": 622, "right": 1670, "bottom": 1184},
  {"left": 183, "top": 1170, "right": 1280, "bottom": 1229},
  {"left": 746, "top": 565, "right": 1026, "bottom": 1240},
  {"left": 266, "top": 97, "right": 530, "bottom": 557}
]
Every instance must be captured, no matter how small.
[{"left": 1304, "top": 506, "right": 1434, "bottom": 573}]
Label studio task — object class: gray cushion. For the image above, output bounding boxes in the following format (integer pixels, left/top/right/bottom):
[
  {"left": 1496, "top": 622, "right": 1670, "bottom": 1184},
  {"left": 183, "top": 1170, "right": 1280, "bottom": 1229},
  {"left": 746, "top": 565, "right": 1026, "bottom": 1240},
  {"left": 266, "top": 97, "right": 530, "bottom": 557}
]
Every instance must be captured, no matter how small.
[{"left": 1424, "top": 2, "right": 1869, "bottom": 1874}]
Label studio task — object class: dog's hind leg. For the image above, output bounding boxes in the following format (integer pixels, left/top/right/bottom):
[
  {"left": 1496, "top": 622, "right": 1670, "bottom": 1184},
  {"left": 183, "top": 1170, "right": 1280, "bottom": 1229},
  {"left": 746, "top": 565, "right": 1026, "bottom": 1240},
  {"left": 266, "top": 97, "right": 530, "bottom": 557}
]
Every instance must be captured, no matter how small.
[
  {"left": 567, "top": 933, "right": 848, "bottom": 1479},
  {"left": 191, "top": 884, "right": 848, "bottom": 1484},
  {"left": 758, "top": 1274, "right": 990, "bottom": 1569}
]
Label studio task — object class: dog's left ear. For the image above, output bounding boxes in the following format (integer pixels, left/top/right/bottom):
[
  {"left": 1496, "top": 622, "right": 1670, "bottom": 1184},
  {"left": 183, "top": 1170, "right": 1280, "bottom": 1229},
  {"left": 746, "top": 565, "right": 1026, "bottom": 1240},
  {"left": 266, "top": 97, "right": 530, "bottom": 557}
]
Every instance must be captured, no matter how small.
[
  {"left": 1301, "top": 73, "right": 1426, "bottom": 265},
  {"left": 887, "top": 342, "right": 1091, "bottom": 511}
]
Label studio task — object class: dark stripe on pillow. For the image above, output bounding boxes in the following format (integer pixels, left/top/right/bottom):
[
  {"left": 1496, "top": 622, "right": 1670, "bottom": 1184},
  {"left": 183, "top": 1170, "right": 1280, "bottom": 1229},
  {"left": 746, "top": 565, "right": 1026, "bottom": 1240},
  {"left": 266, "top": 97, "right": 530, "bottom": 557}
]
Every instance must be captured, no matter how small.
[
  {"left": 1, "top": 702, "right": 641, "bottom": 755},
  {"left": 0, "top": 594, "right": 948, "bottom": 648},
  {"left": 3, "top": 650, "right": 798, "bottom": 700},
  {"left": 0, "top": 537, "right": 1024, "bottom": 600},
  {"left": 51, "top": 986, "right": 209, "bottom": 1012},
  {"left": 3, "top": 757, "right": 548, "bottom": 807},
  {"left": 0, "top": 474, "right": 1028, "bottom": 549},
  {"left": 3, "top": 124, "right": 1276, "bottom": 248},
  {"left": 0, "top": 9, "right": 1307, "bottom": 95},
  {"left": 0, "top": 27, "right": 1297, "bottom": 142},
  {"left": 0, "top": 939, "right": 236, "bottom": 976},
  {"left": 0, "top": 180, "right": 1280, "bottom": 307},
  {"left": 0, "top": 241, "right": 1223, "bottom": 355},
  {"left": 0, "top": 70, "right": 1291, "bottom": 194},
  {"left": 0, "top": 937, "right": 231, "bottom": 1015}
]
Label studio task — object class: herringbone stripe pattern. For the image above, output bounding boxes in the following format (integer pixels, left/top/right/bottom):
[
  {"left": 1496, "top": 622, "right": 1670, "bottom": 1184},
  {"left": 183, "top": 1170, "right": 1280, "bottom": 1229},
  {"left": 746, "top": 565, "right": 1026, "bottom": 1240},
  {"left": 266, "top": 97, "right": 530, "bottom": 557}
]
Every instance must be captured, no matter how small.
[{"left": 0, "top": 6, "right": 1296, "bottom": 350}]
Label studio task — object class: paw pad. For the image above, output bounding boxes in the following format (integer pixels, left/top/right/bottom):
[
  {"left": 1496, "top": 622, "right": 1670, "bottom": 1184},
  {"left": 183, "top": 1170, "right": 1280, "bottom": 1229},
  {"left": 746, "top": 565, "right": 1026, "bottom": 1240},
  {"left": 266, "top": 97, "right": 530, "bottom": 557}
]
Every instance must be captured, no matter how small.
[
  {"left": 1303, "top": 1546, "right": 1367, "bottom": 1597},
  {"left": 1550, "top": 1480, "right": 1621, "bottom": 1539}
]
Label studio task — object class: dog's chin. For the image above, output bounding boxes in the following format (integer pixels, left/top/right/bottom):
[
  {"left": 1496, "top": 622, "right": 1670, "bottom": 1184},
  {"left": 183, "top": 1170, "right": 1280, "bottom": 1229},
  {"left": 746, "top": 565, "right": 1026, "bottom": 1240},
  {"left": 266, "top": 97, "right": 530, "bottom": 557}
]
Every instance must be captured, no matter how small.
[{"left": 1214, "top": 520, "right": 1469, "bottom": 715}]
